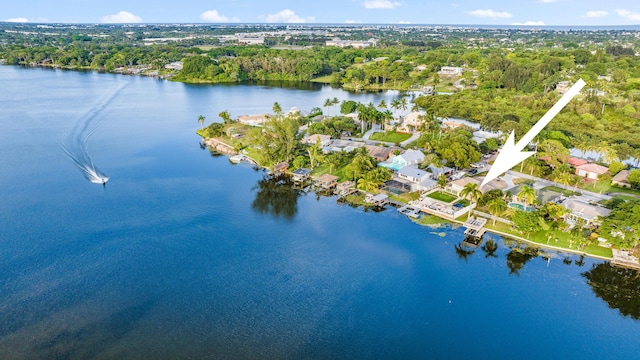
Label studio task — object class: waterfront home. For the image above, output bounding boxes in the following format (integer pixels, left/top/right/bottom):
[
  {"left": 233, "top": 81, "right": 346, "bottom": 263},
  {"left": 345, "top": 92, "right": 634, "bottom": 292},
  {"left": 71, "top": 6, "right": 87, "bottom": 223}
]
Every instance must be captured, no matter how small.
[
  {"left": 238, "top": 114, "right": 269, "bottom": 126},
  {"left": 575, "top": 163, "right": 609, "bottom": 180},
  {"left": 291, "top": 168, "right": 311, "bottom": 183},
  {"left": 445, "top": 177, "right": 481, "bottom": 196},
  {"left": 611, "top": 169, "right": 631, "bottom": 188},
  {"left": 335, "top": 180, "right": 356, "bottom": 195},
  {"left": 314, "top": 174, "right": 339, "bottom": 189},
  {"left": 273, "top": 161, "right": 289, "bottom": 174},
  {"left": 302, "top": 134, "right": 332, "bottom": 147},
  {"left": 365, "top": 145, "right": 394, "bottom": 162},
  {"left": 393, "top": 111, "right": 426, "bottom": 133},
  {"left": 365, "top": 193, "right": 389, "bottom": 206},
  {"left": 567, "top": 157, "right": 589, "bottom": 168},
  {"left": 480, "top": 178, "right": 509, "bottom": 193},
  {"left": 562, "top": 199, "right": 611, "bottom": 226}
]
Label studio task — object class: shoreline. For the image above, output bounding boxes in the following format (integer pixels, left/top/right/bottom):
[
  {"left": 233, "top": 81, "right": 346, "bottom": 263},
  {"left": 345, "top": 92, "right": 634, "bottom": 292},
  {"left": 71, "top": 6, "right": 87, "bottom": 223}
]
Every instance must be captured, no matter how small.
[{"left": 201, "top": 136, "right": 636, "bottom": 269}]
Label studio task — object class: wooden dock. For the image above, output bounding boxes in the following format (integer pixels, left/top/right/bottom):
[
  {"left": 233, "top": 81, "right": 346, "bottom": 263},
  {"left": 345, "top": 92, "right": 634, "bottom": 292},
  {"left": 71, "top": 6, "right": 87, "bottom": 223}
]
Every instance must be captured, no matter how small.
[
  {"left": 397, "top": 204, "right": 421, "bottom": 218},
  {"left": 463, "top": 217, "right": 487, "bottom": 240}
]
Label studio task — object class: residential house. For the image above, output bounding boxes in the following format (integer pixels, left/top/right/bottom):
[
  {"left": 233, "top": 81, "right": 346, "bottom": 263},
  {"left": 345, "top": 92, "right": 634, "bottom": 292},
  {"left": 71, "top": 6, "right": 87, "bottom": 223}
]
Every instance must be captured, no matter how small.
[
  {"left": 567, "top": 157, "right": 589, "bottom": 168},
  {"left": 237, "top": 114, "right": 269, "bottom": 126},
  {"left": 562, "top": 199, "right": 611, "bottom": 226},
  {"left": 395, "top": 149, "right": 426, "bottom": 167},
  {"left": 612, "top": 170, "right": 631, "bottom": 188},
  {"left": 445, "top": 177, "right": 481, "bottom": 196},
  {"left": 398, "top": 166, "right": 430, "bottom": 184},
  {"left": 314, "top": 174, "right": 339, "bottom": 189},
  {"left": 365, "top": 145, "right": 394, "bottom": 162},
  {"left": 480, "top": 178, "right": 509, "bottom": 193},
  {"left": 394, "top": 111, "right": 426, "bottom": 133},
  {"left": 556, "top": 81, "right": 570, "bottom": 94},
  {"left": 438, "top": 66, "right": 463, "bottom": 76},
  {"left": 575, "top": 163, "right": 609, "bottom": 180},
  {"left": 302, "top": 134, "right": 332, "bottom": 147},
  {"left": 426, "top": 164, "right": 455, "bottom": 179},
  {"left": 291, "top": 168, "right": 311, "bottom": 183},
  {"left": 365, "top": 193, "right": 389, "bottom": 206}
]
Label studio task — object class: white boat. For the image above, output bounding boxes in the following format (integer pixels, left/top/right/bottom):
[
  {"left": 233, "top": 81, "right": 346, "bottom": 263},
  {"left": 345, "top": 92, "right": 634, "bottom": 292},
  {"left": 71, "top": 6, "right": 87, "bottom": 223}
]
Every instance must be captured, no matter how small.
[{"left": 229, "top": 155, "right": 246, "bottom": 163}]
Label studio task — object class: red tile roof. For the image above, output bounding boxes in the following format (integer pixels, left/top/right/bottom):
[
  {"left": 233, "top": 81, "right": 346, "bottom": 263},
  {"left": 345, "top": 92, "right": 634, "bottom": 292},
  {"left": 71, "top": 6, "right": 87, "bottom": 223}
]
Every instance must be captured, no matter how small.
[{"left": 568, "top": 157, "right": 589, "bottom": 167}]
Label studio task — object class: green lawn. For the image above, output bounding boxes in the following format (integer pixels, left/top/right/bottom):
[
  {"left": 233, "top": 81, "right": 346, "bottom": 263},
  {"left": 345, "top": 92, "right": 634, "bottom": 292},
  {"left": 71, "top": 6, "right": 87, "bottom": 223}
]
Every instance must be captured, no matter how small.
[
  {"left": 426, "top": 191, "right": 458, "bottom": 203},
  {"left": 369, "top": 132, "right": 412, "bottom": 143},
  {"left": 311, "top": 164, "right": 351, "bottom": 182},
  {"left": 577, "top": 179, "right": 640, "bottom": 197},
  {"left": 484, "top": 221, "right": 613, "bottom": 258},
  {"left": 310, "top": 74, "right": 333, "bottom": 83},
  {"left": 390, "top": 191, "right": 420, "bottom": 204}
]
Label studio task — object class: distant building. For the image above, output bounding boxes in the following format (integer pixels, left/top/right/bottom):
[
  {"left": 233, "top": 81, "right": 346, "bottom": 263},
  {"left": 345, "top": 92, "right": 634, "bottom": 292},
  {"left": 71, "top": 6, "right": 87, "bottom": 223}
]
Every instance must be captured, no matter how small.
[
  {"left": 438, "top": 66, "right": 464, "bottom": 76},
  {"left": 326, "top": 37, "right": 376, "bottom": 48},
  {"left": 567, "top": 157, "right": 589, "bottom": 167},
  {"left": 237, "top": 114, "right": 269, "bottom": 126},
  {"left": 302, "top": 134, "right": 332, "bottom": 147},
  {"left": 237, "top": 35, "right": 264, "bottom": 45},
  {"left": 556, "top": 81, "right": 570, "bottom": 94},
  {"left": 164, "top": 61, "right": 183, "bottom": 70}
]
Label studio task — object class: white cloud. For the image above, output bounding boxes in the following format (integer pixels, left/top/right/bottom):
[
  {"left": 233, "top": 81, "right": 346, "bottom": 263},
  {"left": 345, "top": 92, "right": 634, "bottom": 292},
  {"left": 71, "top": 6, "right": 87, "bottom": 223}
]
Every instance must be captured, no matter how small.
[
  {"left": 265, "top": 9, "right": 314, "bottom": 23},
  {"left": 469, "top": 9, "right": 513, "bottom": 19},
  {"left": 363, "top": 0, "right": 401, "bottom": 9},
  {"left": 616, "top": 9, "right": 640, "bottom": 22},
  {"left": 200, "top": 10, "right": 239, "bottom": 22},
  {"left": 511, "top": 21, "right": 545, "bottom": 26},
  {"left": 585, "top": 10, "right": 608, "bottom": 18},
  {"left": 344, "top": 19, "right": 363, "bottom": 24},
  {"left": 3, "top": 17, "right": 28, "bottom": 22},
  {"left": 398, "top": 20, "right": 411, "bottom": 24},
  {"left": 99, "top": 11, "right": 142, "bottom": 23}
]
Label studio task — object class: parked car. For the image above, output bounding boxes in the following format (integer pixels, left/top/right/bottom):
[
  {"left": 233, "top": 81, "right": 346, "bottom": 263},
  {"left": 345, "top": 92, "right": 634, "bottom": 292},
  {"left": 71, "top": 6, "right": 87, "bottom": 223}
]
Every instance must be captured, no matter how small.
[{"left": 468, "top": 169, "right": 478, "bottom": 175}]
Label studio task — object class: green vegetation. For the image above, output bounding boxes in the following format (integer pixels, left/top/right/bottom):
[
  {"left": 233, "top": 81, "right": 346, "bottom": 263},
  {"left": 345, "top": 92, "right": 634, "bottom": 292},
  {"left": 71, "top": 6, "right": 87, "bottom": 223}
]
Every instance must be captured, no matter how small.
[
  {"left": 369, "top": 131, "right": 411, "bottom": 143},
  {"left": 411, "top": 214, "right": 449, "bottom": 228},
  {"left": 426, "top": 191, "right": 458, "bottom": 203},
  {"left": 389, "top": 191, "right": 420, "bottom": 204}
]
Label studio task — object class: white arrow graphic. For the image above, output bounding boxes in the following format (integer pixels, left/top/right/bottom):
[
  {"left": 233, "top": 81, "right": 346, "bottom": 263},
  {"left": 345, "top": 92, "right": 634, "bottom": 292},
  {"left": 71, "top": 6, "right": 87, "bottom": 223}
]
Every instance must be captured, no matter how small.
[{"left": 481, "top": 78, "right": 586, "bottom": 188}]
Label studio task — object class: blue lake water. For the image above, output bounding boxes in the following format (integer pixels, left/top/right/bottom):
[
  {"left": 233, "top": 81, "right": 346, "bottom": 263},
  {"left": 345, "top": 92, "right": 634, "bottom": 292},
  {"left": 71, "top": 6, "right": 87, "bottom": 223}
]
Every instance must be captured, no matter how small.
[{"left": 1, "top": 66, "right": 639, "bottom": 359}]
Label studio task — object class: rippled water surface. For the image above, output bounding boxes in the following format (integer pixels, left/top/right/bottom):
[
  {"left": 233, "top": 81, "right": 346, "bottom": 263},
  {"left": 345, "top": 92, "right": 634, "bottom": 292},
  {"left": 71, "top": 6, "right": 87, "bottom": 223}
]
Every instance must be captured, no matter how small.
[{"left": 1, "top": 66, "right": 639, "bottom": 359}]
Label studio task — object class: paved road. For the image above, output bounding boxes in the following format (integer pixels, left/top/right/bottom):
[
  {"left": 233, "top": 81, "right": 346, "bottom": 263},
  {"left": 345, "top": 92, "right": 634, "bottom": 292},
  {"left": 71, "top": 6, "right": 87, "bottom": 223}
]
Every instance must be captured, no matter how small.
[{"left": 505, "top": 169, "right": 611, "bottom": 203}]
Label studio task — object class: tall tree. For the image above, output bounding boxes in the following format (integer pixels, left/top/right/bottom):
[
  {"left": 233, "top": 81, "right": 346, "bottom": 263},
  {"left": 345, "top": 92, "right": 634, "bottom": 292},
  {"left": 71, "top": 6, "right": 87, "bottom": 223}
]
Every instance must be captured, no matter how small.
[
  {"left": 517, "top": 185, "right": 537, "bottom": 208},
  {"left": 459, "top": 182, "right": 482, "bottom": 218},
  {"left": 218, "top": 110, "right": 231, "bottom": 124},
  {"left": 487, "top": 198, "right": 507, "bottom": 225},
  {"left": 197, "top": 114, "right": 205, "bottom": 130}
]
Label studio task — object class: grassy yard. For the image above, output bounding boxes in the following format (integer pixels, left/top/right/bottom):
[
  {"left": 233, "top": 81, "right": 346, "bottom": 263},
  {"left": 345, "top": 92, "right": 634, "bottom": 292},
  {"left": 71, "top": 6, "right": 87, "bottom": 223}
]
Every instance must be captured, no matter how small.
[
  {"left": 426, "top": 191, "right": 458, "bottom": 203},
  {"left": 577, "top": 179, "right": 640, "bottom": 197},
  {"left": 369, "top": 131, "right": 412, "bottom": 143},
  {"left": 310, "top": 74, "right": 333, "bottom": 83},
  {"left": 390, "top": 191, "right": 420, "bottom": 204},
  {"left": 410, "top": 214, "right": 449, "bottom": 227},
  {"left": 311, "top": 163, "right": 351, "bottom": 182},
  {"left": 484, "top": 221, "right": 613, "bottom": 258}
]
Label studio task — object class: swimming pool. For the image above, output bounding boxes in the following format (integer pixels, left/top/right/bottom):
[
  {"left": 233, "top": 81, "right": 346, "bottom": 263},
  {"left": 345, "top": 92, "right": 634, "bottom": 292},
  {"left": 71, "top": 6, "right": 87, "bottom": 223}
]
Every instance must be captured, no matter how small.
[{"left": 508, "top": 202, "right": 534, "bottom": 212}]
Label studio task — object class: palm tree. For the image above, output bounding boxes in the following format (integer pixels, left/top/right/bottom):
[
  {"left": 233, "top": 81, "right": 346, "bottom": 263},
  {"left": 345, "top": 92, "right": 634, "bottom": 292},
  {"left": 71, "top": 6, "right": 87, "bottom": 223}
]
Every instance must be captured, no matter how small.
[
  {"left": 595, "top": 141, "right": 610, "bottom": 162},
  {"left": 517, "top": 185, "right": 537, "bottom": 209},
  {"left": 391, "top": 99, "right": 401, "bottom": 117},
  {"left": 399, "top": 97, "right": 408, "bottom": 114},
  {"left": 357, "top": 178, "right": 378, "bottom": 192},
  {"left": 459, "top": 182, "right": 482, "bottom": 218},
  {"left": 323, "top": 98, "right": 332, "bottom": 116},
  {"left": 197, "top": 114, "right": 205, "bottom": 130},
  {"left": 487, "top": 198, "right": 507, "bottom": 225},
  {"left": 603, "top": 147, "right": 619, "bottom": 164},
  {"left": 272, "top": 102, "right": 282, "bottom": 117},
  {"left": 218, "top": 110, "right": 231, "bottom": 124},
  {"left": 378, "top": 99, "right": 387, "bottom": 109},
  {"left": 331, "top": 97, "right": 340, "bottom": 114}
]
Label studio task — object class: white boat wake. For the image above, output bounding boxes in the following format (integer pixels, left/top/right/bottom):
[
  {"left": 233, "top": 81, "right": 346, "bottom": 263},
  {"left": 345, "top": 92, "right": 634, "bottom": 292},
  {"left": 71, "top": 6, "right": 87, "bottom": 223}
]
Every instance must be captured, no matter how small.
[{"left": 61, "top": 83, "right": 126, "bottom": 184}]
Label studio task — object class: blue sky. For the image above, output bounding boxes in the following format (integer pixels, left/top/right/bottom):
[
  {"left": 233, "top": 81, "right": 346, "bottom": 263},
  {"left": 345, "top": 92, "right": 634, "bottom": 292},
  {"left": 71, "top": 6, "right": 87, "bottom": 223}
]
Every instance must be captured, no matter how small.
[{"left": 3, "top": 0, "right": 640, "bottom": 26}]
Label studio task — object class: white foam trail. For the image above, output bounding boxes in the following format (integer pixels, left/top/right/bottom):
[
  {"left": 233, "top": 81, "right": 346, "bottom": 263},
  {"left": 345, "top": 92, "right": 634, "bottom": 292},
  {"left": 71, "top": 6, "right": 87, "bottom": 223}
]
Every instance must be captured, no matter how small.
[{"left": 61, "top": 83, "right": 126, "bottom": 184}]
